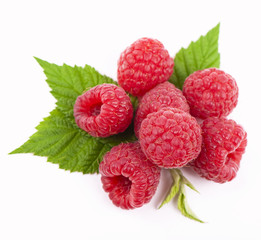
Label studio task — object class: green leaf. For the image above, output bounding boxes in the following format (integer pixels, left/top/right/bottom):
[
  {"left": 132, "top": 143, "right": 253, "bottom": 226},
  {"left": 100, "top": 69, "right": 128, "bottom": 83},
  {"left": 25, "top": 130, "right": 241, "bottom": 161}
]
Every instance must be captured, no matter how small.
[
  {"left": 177, "top": 184, "right": 204, "bottom": 223},
  {"left": 169, "top": 23, "right": 220, "bottom": 89},
  {"left": 129, "top": 95, "right": 139, "bottom": 111},
  {"left": 10, "top": 58, "right": 137, "bottom": 174},
  {"left": 159, "top": 169, "right": 203, "bottom": 222},
  {"left": 159, "top": 169, "right": 181, "bottom": 209},
  {"left": 34, "top": 57, "right": 116, "bottom": 120},
  {"left": 10, "top": 108, "right": 136, "bottom": 174},
  {"left": 176, "top": 169, "right": 199, "bottom": 193}
]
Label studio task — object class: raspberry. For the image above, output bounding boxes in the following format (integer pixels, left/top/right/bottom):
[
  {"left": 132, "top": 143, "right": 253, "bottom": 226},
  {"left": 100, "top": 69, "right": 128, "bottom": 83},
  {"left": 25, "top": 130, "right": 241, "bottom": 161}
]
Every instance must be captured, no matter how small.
[
  {"left": 190, "top": 117, "right": 247, "bottom": 183},
  {"left": 134, "top": 82, "right": 190, "bottom": 138},
  {"left": 183, "top": 68, "right": 238, "bottom": 119},
  {"left": 74, "top": 83, "right": 133, "bottom": 138},
  {"left": 139, "top": 107, "right": 202, "bottom": 168},
  {"left": 99, "top": 142, "right": 161, "bottom": 209},
  {"left": 117, "top": 37, "right": 174, "bottom": 96}
]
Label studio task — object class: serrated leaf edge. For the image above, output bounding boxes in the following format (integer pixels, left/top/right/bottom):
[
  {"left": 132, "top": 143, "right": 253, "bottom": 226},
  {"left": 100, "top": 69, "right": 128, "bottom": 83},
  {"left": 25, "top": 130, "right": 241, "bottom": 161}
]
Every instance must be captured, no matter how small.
[{"left": 169, "top": 23, "right": 220, "bottom": 89}]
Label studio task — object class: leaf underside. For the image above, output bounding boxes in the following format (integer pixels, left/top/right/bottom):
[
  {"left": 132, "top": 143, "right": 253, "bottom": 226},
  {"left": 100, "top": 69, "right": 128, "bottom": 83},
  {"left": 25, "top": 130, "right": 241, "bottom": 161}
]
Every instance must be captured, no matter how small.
[
  {"left": 159, "top": 168, "right": 180, "bottom": 209},
  {"left": 159, "top": 169, "right": 204, "bottom": 223},
  {"left": 177, "top": 184, "right": 204, "bottom": 223}
]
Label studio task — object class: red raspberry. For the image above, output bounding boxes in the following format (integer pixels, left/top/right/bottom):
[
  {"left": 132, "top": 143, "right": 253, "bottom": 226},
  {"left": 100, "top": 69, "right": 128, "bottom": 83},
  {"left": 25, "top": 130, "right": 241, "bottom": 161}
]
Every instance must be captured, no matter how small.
[
  {"left": 134, "top": 82, "right": 190, "bottom": 138},
  {"left": 190, "top": 117, "right": 247, "bottom": 183},
  {"left": 99, "top": 142, "right": 161, "bottom": 209},
  {"left": 183, "top": 68, "right": 238, "bottom": 119},
  {"left": 139, "top": 107, "right": 202, "bottom": 168},
  {"left": 117, "top": 37, "right": 174, "bottom": 96},
  {"left": 74, "top": 83, "right": 133, "bottom": 138}
]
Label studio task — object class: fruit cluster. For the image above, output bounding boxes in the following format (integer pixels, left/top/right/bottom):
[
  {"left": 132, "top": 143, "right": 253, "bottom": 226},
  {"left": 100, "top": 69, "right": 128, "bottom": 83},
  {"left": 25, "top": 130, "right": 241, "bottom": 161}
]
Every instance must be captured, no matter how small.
[{"left": 74, "top": 38, "right": 247, "bottom": 210}]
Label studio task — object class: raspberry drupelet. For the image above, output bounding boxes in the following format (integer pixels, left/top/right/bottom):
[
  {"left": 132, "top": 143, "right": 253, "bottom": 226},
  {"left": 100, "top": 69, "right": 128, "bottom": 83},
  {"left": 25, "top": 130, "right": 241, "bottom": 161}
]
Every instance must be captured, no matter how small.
[
  {"left": 74, "top": 83, "right": 133, "bottom": 138},
  {"left": 183, "top": 68, "right": 238, "bottom": 119},
  {"left": 139, "top": 107, "right": 202, "bottom": 168},
  {"left": 117, "top": 37, "right": 174, "bottom": 97},
  {"left": 99, "top": 142, "right": 161, "bottom": 209},
  {"left": 190, "top": 117, "right": 247, "bottom": 183},
  {"left": 134, "top": 82, "right": 189, "bottom": 138}
]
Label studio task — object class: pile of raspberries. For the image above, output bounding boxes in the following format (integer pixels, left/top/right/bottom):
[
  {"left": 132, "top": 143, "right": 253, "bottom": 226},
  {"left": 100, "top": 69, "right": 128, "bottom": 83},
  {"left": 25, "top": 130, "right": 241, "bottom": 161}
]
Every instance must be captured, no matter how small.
[{"left": 74, "top": 38, "right": 247, "bottom": 210}]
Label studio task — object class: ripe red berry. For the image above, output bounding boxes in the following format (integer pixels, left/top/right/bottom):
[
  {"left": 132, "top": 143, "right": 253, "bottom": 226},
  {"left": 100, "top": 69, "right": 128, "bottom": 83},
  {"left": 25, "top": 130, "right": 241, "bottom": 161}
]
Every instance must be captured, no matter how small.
[
  {"left": 134, "top": 82, "right": 189, "bottom": 138},
  {"left": 117, "top": 37, "right": 174, "bottom": 96},
  {"left": 99, "top": 142, "right": 161, "bottom": 209},
  {"left": 74, "top": 83, "right": 133, "bottom": 137},
  {"left": 190, "top": 117, "right": 247, "bottom": 183},
  {"left": 139, "top": 107, "right": 202, "bottom": 168},
  {"left": 183, "top": 68, "right": 238, "bottom": 119}
]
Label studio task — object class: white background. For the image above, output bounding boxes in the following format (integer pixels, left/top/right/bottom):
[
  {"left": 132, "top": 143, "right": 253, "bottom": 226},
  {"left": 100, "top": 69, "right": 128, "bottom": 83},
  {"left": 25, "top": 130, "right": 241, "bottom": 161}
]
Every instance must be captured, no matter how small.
[{"left": 1, "top": 0, "right": 261, "bottom": 239}]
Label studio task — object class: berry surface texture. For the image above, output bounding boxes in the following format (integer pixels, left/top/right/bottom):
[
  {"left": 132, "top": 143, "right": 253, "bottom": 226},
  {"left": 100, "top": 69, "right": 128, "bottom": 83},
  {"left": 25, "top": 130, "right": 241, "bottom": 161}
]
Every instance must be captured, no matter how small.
[
  {"left": 191, "top": 117, "right": 247, "bottom": 183},
  {"left": 134, "top": 82, "right": 190, "bottom": 138},
  {"left": 99, "top": 142, "right": 161, "bottom": 209},
  {"left": 183, "top": 68, "right": 238, "bottom": 119},
  {"left": 74, "top": 83, "right": 133, "bottom": 137},
  {"left": 139, "top": 107, "right": 202, "bottom": 168},
  {"left": 118, "top": 38, "right": 174, "bottom": 96}
]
